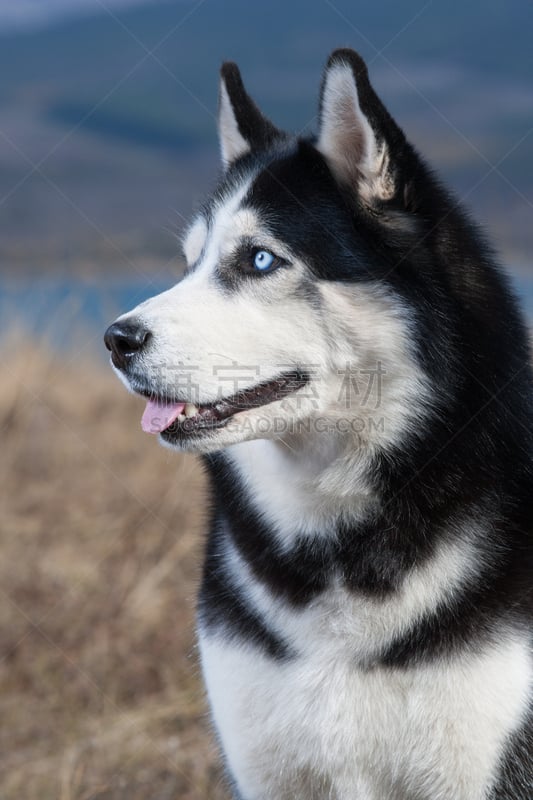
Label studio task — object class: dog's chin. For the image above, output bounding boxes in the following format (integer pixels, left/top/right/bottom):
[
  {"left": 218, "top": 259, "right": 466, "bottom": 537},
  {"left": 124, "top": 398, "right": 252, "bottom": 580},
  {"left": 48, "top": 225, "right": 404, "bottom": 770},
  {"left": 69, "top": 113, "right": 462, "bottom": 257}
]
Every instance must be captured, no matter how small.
[
  {"left": 157, "top": 405, "right": 305, "bottom": 454},
  {"left": 157, "top": 416, "right": 236, "bottom": 454}
]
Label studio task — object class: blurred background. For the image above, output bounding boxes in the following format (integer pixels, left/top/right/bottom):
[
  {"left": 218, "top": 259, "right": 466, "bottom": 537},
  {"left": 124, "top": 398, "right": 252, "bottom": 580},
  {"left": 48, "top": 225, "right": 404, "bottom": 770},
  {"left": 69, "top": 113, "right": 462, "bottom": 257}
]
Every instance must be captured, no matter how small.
[{"left": 0, "top": 1, "right": 532, "bottom": 798}]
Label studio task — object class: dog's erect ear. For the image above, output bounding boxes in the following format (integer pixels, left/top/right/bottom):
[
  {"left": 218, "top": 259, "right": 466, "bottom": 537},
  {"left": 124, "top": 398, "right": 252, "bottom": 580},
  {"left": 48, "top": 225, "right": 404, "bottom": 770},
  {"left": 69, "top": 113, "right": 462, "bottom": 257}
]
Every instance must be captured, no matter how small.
[
  {"left": 218, "top": 62, "right": 283, "bottom": 169},
  {"left": 317, "top": 49, "right": 406, "bottom": 204}
]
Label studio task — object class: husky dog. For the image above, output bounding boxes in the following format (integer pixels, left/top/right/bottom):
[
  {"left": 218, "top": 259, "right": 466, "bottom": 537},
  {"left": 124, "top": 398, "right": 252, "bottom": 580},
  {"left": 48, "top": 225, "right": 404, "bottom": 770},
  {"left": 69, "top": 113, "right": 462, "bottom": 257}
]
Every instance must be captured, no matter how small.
[{"left": 104, "top": 49, "right": 532, "bottom": 799}]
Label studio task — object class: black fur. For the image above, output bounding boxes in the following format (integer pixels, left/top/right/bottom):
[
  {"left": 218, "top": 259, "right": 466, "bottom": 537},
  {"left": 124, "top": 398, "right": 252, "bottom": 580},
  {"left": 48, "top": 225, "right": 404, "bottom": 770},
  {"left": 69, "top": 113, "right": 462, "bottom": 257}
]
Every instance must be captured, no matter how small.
[
  {"left": 219, "top": 61, "right": 286, "bottom": 156},
  {"left": 199, "top": 513, "right": 293, "bottom": 661},
  {"left": 490, "top": 707, "right": 533, "bottom": 799}
]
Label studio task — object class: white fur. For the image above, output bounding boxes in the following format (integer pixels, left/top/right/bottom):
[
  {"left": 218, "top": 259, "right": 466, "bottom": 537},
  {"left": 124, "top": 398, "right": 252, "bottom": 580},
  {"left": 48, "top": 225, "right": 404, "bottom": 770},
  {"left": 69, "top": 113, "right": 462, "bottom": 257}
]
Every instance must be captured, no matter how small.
[
  {"left": 218, "top": 518, "right": 486, "bottom": 659},
  {"left": 223, "top": 280, "right": 430, "bottom": 543},
  {"left": 318, "top": 63, "right": 394, "bottom": 202},
  {"left": 200, "top": 628, "right": 531, "bottom": 800},
  {"left": 219, "top": 79, "right": 250, "bottom": 167}
]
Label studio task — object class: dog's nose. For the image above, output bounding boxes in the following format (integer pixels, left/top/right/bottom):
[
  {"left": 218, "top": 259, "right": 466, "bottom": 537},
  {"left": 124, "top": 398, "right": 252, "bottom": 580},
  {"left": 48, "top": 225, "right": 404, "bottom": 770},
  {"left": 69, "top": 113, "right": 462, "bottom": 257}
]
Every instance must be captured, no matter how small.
[{"left": 104, "top": 320, "right": 151, "bottom": 370}]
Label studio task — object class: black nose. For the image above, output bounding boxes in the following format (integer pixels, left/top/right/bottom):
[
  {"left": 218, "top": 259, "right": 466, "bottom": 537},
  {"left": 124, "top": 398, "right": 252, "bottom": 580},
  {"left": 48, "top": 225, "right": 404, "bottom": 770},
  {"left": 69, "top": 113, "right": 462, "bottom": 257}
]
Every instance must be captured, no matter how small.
[{"left": 104, "top": 320, "right": 151, "bottom": 370}]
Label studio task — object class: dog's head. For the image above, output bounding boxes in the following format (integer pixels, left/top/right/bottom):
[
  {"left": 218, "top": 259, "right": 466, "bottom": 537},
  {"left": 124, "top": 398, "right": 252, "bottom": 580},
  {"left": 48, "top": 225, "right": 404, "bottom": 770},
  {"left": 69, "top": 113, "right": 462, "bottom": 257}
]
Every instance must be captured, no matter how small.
[{"left": 105, "top": 49, "right": 453, "bottom": 455}]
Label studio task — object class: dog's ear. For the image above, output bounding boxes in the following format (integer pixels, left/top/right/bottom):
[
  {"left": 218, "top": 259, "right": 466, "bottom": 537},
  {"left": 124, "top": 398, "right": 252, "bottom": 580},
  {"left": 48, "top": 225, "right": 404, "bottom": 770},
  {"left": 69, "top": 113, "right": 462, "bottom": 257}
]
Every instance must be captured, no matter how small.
[
  {"left": 218, "top": 62, "right": 283, "bottom": 169},
  {"left": 317, "top": 49, "right": 406, "bottom": 204}
]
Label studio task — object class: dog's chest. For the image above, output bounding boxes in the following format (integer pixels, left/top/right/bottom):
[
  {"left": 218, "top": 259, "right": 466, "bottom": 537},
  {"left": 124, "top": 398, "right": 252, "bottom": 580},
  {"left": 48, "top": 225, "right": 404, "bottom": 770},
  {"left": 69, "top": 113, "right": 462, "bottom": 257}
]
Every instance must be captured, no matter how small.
[
  {"left": 200, "top": 620, "right": 530, "bottom": 800},
  {"left": 199, "top": 451, "right": 531, "bottom": 798},
  {"left": 200, "top": 568, "right": 530, "bottom": 800}
]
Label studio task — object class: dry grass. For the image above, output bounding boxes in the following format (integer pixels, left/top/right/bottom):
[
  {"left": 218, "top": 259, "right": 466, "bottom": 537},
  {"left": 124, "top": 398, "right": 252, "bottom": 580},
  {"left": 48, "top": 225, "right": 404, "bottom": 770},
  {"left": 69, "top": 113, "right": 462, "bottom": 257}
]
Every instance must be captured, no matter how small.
[{"left": 0, "top": 338, "right": 230, "bottom": 800}]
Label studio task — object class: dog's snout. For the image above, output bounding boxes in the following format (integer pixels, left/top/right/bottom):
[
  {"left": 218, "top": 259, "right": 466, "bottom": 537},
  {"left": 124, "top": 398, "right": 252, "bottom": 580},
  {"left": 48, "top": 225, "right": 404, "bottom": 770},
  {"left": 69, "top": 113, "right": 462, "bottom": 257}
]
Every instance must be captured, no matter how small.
[{"left": 104, "top": 320, "right": 151, "bottom": 370}]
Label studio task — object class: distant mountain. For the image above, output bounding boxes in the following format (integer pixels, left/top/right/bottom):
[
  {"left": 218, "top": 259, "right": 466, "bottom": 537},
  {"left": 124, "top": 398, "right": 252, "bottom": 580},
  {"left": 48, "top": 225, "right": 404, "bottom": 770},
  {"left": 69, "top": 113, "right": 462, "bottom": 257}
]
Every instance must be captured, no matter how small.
[
  {"left": 0, "top": 0, "right": 532, "bottom": 148},
  {"left": 0, "top": 0, "right": 531, "bottom": 274}
]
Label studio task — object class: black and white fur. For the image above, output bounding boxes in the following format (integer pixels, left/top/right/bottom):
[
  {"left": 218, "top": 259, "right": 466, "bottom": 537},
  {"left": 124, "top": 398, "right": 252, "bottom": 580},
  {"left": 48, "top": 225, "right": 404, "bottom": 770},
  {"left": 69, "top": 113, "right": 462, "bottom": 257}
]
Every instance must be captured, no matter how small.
[{"left": 106, "top": 50, "right": 533, "bottom": 799}]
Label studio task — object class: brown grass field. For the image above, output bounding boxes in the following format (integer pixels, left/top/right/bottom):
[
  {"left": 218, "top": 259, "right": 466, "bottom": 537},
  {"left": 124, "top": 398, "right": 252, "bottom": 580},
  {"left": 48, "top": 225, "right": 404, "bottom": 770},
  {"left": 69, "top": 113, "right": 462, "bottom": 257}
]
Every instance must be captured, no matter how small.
[{"left": 0, "top": 337, "right": 231, "bottom": 800}]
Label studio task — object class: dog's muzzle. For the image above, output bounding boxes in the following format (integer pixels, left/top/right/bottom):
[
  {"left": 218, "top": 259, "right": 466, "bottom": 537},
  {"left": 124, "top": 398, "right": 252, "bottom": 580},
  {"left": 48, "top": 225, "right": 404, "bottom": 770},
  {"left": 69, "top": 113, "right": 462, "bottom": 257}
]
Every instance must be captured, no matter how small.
[{"left": 104, "top": 319, "right": 151, "bottom": 371}]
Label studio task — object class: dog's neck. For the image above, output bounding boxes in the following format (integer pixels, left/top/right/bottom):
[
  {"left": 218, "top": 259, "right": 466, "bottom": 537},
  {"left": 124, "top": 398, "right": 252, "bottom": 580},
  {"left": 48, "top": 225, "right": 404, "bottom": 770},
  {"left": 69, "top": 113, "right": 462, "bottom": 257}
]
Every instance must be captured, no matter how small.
[{"left": 225, "top": 431, "right": 377, "bottom": 543}]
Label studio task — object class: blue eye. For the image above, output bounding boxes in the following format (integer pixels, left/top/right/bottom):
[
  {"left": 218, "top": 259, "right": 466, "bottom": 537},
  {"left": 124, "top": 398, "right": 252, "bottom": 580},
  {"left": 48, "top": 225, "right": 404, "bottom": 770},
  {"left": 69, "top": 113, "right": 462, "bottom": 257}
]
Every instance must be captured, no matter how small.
[{"left": 253, "top": 250, "right": 276, "bottom": 271}]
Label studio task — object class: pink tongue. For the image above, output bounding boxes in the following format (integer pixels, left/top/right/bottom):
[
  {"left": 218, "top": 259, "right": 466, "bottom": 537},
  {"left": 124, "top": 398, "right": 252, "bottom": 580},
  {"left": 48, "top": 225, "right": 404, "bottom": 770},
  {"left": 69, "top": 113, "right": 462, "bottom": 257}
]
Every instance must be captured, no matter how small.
[{"left": 141, "top": 399, "right": 186, "bottom": 434}]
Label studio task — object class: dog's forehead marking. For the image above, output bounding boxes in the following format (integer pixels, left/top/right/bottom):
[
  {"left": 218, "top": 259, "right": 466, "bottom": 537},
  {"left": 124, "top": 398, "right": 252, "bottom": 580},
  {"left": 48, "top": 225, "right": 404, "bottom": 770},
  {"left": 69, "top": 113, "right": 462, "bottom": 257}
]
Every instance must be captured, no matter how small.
[
  {"left": 222, "top": 207, "right": 261, "bottom": 239},
  {"left": 213, "top": 177, "right": 255, "bottom": 233},
  {"left": 182, "top": 176, "right": 255, "bottom": 270},
  {"left": 193, "top": 176, "right": 271, "bottom": 273},
  {"left": 215, "top": 205, "right": 295, "bottom": 267}
]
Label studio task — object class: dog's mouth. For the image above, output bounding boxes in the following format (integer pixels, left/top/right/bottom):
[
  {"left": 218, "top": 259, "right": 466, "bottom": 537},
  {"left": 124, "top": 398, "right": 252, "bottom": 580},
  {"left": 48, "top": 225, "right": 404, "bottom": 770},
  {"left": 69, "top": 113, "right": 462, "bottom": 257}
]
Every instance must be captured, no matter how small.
[{"left": 136, "top": 370, "right": 309, "bottom": 439}]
